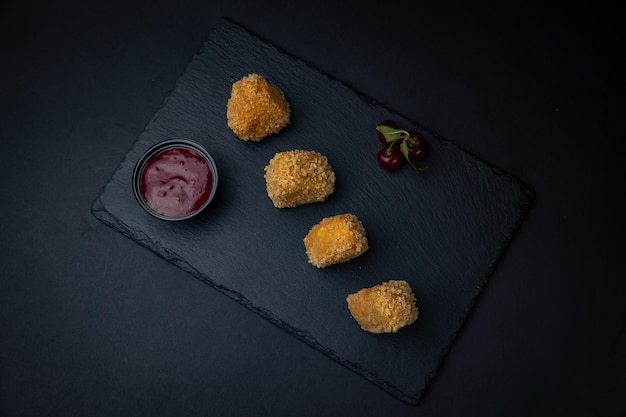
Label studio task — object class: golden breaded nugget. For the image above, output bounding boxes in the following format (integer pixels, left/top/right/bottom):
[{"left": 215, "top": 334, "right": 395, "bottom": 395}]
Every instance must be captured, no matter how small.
[
  {"left": 226, "top": 73, "right": 290, "bottom": 141},
  {"left": 304, "top": 213, "right": 368, "bottom": 268},
  {"left": 346, "top": 280, "right": 418, "bottom": 333},
  {"left": 264, "top": 150, "right": 335, "bottom": 208}
]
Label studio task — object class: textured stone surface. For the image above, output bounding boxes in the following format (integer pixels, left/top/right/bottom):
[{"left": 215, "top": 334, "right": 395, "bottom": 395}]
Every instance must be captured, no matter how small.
[{"left": 92, "top": 18, "right": 533, "bottom": 404}]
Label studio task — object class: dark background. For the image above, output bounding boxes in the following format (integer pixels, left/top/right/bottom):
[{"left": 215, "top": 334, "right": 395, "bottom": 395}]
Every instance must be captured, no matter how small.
[{"left": 1, "top": 1, "right": 623, "bottom": 416}]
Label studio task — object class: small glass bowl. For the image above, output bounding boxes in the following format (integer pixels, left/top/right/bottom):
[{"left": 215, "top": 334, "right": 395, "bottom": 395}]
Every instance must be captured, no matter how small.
[{"left": 132, "top": 139, "right": 219, "bottom": 221}]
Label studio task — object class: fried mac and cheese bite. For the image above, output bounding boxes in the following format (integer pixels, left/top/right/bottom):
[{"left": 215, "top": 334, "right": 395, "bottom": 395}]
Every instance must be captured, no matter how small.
[
  {"left": 304, "top": 213, "right": 368, "bottom": 268},
  {"left": 264, "top": 150, "right": 335, "bottom": 208},
  {"left": 346, "top": 280, "right": 419, "bottom": 334},
  {"left": 226, "top": 73, "right": 290, "bottom": 141}
]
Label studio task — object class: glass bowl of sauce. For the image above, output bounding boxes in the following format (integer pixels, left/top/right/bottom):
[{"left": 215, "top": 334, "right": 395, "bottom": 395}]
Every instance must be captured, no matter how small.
[{"left": 132, "top": 139, "right": 218, "bottom": 221}]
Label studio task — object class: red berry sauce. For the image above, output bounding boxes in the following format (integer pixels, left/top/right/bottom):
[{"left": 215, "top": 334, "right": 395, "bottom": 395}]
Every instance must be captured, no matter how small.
[{"left": 141, "top": 147, "right": 213, "bottom": 218}]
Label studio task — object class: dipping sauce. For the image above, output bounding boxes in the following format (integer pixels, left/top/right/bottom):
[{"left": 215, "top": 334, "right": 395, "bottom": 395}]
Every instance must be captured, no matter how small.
[{"left": 141, "top": 147, "right": 213, "bottom": 218}]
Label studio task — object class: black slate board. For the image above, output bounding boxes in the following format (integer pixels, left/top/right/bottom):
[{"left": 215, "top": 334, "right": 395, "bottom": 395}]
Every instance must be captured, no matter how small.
[{"left": 91, "top": 17, "right": 533, "bottom": 404}]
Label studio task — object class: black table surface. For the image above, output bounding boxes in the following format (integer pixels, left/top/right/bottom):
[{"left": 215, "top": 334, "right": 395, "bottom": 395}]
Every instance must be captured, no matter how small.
[{"left": 1, "top": 1, "right": 624, "bottom": 416}]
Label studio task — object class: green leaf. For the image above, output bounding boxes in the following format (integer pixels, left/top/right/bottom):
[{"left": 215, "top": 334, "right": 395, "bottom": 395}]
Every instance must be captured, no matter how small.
[
  {"left": 400, "top": 141, "right": 426, "bottom": 171},
  {"left": 376, "top": 125, "right": 404, "bottom": 142},
  {"left": 399, "top": 140, "right": 410, "bottom": 158}
]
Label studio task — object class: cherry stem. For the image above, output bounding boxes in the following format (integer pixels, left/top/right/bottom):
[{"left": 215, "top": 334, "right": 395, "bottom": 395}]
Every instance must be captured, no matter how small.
[
  {"left": 388, "top": 131, "right": 413, "bottom": 150},
  {"left": 387, "top": 138, "right": 400, "bottom": 151}
]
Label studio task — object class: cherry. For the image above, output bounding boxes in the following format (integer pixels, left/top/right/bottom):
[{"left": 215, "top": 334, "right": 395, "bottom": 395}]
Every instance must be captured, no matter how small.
[
  {"left": 405, "top": 131, "right": 428, "bottom": 160},
  {"left": 376, "top": 120, "right": 399, "bottom": 145},
  {"left": 376, "top": 120, "right": 428, "bottom": 171},
  {"left": 377, "top": 146, "right": 403, "bottom": 170}
]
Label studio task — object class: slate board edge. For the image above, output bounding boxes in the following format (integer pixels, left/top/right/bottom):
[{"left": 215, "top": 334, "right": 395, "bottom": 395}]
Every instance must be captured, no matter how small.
[{"left": 90, "top": 16, "right": 535, "bottom": 406}]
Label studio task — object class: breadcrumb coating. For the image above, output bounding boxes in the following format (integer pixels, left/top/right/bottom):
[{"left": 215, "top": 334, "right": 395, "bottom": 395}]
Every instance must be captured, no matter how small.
[
  {"left": 264, "top": 150, "right": 335, "bottom": 208},
  {"left": 304, "top": 213, "right": 368, "bottom": 268},
  {"left": 226, "top": 73, "right": 290, "bottom": 141},
  {"left": 346, "top": 280, "right": 419, "bottom": 333}
]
